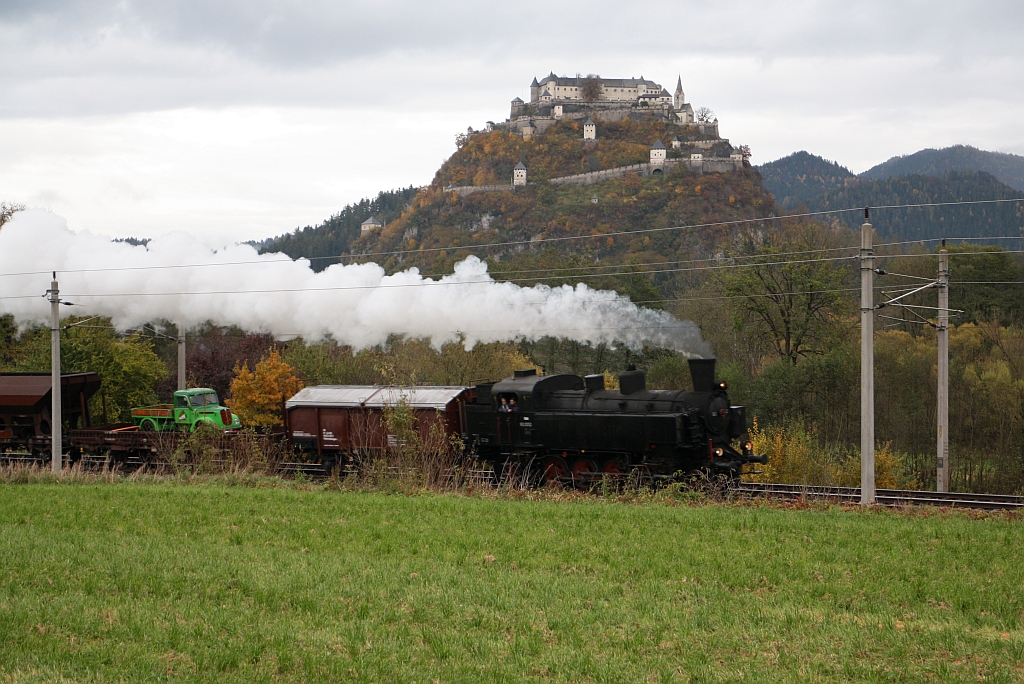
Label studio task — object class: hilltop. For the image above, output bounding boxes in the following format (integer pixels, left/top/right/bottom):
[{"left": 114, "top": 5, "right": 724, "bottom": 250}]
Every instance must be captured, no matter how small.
[
  {"left": 862, "top": 145, "right": 1024, "bottom": 191},
  {"left": 757, "top": 151, "right": 854, "bottom": 209}
]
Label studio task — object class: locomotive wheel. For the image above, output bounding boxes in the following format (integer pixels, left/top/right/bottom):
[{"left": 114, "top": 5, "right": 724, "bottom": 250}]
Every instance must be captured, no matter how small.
[
  {"left": 537, "top": 455, "right": 568, "bottom": 486},
  {"left": 602, "top": 458, "right": 625, "bottom": 475},
  {"left": 570, "top": 458, "right": 598, "bottom": 488}
]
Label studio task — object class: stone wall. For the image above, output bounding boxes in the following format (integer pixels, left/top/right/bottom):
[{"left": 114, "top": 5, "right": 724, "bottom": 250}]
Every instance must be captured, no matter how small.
[
  {"left": 446, "top": 184, "right": 513, "bottom": 197},
  {"left": 444, "top": 156, "right": 743, "bottom": 195}
]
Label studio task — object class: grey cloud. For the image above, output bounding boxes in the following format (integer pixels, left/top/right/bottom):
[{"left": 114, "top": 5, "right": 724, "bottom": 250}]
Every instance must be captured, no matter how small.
[{"left": 2, "top": 0, "right": 1023, "bottom": 118}]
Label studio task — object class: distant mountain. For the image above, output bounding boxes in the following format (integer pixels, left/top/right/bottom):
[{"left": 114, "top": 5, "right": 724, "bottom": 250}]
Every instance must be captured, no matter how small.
[
  {"left": 758, "top": 149, "right": 1024, "bottom": 242},
  {"left": 757, "top": 151, "right": 854, "bottom": 209},
  {"left": 862, "top": 145, "right": 1024, "bottom": 191}
]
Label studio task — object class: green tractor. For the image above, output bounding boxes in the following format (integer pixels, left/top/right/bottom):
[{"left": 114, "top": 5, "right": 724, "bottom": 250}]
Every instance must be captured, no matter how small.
[{"left": 131, "top": 388, "right": 242, "bottom": 432}]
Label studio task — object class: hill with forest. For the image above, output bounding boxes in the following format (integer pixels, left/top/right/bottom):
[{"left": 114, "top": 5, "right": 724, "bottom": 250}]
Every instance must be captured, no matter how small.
[
  {"left": 757, "top": 151, "right": 855, "bottom": 209},
  {"left": 261, "top": 118, "right": 772, "bottom": 299},
  {"left": 861, "top": 145, "right": 1024, "bottom": 191},
  {"left": 258, "top": 187, "right": 419, "bottom": 272},
  {"left": 759, "top": 151, "right": 1024, "bottom": 241}
]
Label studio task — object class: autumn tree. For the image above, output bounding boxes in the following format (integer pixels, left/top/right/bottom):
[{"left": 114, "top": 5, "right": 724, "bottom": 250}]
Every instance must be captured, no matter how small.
[
  {"left": 723, "top": 220, "right": 856, "bottom": 365},
  {"left": 228, "top": 348, "right": 304, "bottom": 426},
  {"left": 581, "top": 76, "right": 602, "bottom": 102}
]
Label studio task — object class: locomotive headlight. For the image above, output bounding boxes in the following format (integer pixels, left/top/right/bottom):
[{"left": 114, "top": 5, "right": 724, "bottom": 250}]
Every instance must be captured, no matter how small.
[
  {"left": 713, "top": 447, "right": 724, "bottom": 457},
  {"left": 743, "top": 441, "right": 753, "bottom": 453}
]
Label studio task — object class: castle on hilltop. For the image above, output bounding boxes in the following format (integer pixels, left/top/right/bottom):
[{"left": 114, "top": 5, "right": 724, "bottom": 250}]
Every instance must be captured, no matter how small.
[
  {"left": 445, "top": 72, "right": 746, "bottom": 195},
  {"left": 499, "top": 73, "right": 702, "bottom": 137}
]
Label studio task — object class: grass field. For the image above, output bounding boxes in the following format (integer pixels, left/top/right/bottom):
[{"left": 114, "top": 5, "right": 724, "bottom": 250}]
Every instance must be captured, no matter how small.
[{"left": 1, "top": 478, "right": 1022, "bottom": 683}]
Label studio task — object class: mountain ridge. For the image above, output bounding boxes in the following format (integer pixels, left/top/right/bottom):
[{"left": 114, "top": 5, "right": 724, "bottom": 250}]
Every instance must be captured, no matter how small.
[{"left": 862, "top": 145, "right": 1024, "bottom": 191}]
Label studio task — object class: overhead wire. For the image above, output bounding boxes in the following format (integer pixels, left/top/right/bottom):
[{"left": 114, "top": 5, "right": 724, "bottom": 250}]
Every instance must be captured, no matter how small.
[{"left": 2, "top": 195, "right": 1022, "bottom": 279}]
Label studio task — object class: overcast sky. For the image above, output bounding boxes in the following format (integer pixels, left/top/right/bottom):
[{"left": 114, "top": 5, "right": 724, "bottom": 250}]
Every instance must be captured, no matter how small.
[{"left": 3, "top": 0, "right": 1023, "bottom": 245}]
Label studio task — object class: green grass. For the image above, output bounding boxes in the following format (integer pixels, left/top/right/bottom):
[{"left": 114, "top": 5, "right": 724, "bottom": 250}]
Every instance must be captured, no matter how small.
[{"left": 1, "top": 481, "right": 1022, "bottom": 683}]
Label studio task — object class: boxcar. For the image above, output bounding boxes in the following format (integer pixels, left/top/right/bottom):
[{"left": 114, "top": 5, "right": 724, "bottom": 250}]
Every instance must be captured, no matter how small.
[{"left": 285, "top": 385, "right": 474, "bottom": 468}]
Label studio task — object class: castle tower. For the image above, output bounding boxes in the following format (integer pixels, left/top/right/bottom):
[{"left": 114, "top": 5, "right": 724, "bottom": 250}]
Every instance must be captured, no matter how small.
[
  {"left": 674, "top": 76, "right": 685, "bottom": 109},
  {"left": 650, "top": 140, "right": 666, "bottom": 165},
  {"left": 583, "top": 118, "right": 596, "bottom": 141},
  {"left": 521, "top": 120, "right": 536, "bottom": 140},
  {"left": 510, "top": 96, "right": 525, "bottom": 119},
  {"left": 512, "top": 162, "right": 527, "bottom": 186},
  {"left": 530, "top": 77, "right": 541, "bottom": 103}
]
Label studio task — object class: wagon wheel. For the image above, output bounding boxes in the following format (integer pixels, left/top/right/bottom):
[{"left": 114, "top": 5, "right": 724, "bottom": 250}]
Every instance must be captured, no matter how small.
[
  {"left": 537, "top": 455, "right": 568, "bottom": 487},
  {"left": 139, "top": 420, "right": 156, "bottom": 432}
]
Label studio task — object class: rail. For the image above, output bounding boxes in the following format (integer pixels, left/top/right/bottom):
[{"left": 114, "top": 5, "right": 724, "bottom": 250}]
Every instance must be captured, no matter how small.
[{"left": 733, "top": 482, "right": 1024, "bottom": 510}]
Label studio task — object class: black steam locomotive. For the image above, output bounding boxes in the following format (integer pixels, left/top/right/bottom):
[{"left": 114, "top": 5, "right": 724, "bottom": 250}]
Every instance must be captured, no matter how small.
[{"left": 465, "top": 357, "right": 766, "bottom": 483}]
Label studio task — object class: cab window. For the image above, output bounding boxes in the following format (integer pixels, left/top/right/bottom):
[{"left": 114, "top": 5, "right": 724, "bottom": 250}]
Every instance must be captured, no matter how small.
[
  {"left": 174, "top": 395, "right": 189, "bottom": 408},
  {"left": 496, "top": 393, "right": 520, "bottom": 413}
]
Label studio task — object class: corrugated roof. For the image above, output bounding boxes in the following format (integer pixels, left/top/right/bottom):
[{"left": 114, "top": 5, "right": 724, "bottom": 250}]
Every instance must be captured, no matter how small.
[{"left": 286, "top": 386, "right": 468, "bottom": 410}]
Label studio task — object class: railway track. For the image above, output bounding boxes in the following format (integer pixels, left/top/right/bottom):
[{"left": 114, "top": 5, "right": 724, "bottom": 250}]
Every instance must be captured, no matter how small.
[
  {"left": 733, "top": 482, "right": 1024, "bottom": 510},
  {"left": 4, "top": 451, "right": 1020, "bottom": 509}
]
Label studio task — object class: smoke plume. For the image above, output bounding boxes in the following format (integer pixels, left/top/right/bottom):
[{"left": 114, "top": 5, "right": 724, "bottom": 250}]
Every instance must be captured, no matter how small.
[{"left": 1, "top": 210, "right": 711, "bottom": 355}]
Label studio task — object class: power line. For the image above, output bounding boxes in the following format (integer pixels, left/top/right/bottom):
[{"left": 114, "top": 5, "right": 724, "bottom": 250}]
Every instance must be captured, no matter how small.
[{"left": 3, "top": 196, "right": 1022, "bottom": 279}]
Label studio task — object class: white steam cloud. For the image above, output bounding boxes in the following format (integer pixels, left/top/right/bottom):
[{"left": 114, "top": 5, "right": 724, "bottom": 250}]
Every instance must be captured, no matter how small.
[{"left": 2, "top": 210, "right": 711, "bottom": 355}]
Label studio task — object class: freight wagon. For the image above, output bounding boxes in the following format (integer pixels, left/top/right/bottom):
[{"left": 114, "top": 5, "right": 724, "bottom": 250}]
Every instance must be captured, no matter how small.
[{"left": 285, "top": 385, "right": 474, "bottom": 470}]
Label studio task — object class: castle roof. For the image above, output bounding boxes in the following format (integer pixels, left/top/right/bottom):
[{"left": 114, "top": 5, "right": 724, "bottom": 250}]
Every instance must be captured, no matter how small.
[
  {"left": 531, "top": 77, "right": 539, "bottom": 87},
  {"left": 536, "top": 73, "right": 661, "bottom": 90},
  {"left": 361, "top": 216, "right": 382, "bottom": 227},
  {"left": 584, "top": 118, "right": 595, "bottom": 125},
  {"left": 651, "top": 140, "right": 665, "bottom": 150},
  {"left": 671, "top": 136, "right": 681, "bottom": 142},
  {"left": 541, "top": 89, "right": 551, "bottom": 97},
  {"left": 511, "top": 96, "right": 524, "bottom": 104},
  {"left": 676, "top": 75, "right": 682, "bottom": 91},
  {"left": 514, "top": 162, "right": 527, "bottom": 170}
]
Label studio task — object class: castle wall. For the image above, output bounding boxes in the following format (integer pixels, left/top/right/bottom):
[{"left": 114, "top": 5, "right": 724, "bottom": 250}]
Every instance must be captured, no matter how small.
[{"left": 446, "top": 156, "right": 742, "bottom": 196}]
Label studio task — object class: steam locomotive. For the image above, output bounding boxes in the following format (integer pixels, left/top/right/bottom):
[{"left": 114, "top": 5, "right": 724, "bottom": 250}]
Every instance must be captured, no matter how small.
[{"left": 286, "top": 357, "right": 766, "bottom": 483}]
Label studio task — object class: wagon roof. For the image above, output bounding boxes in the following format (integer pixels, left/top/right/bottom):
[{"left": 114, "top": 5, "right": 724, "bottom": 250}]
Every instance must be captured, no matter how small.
[
  {"left": 285, "top": 385, "right": 469, "bottom": 410},
  {"left": 0, "top": 372, "right": 101, "bottom": 409}
]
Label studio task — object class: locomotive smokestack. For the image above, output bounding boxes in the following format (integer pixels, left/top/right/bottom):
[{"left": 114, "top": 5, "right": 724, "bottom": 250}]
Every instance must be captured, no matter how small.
[{"left": 688, "top": 358, "right": 716, "bottom": 392}]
